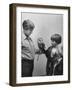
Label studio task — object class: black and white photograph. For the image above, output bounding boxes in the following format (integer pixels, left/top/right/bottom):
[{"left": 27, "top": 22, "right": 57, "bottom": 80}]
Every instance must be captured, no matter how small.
[
  {"left": 9, "top": 3, "right": 70, "bottom": 86},
  {"left": 21, "top": 13, "right": 63, "bottom": 77}
]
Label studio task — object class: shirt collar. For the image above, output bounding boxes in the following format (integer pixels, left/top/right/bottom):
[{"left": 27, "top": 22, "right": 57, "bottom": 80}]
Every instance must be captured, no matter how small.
[{"left": 24, "top": 36, "right": 32, "bottom": 41}]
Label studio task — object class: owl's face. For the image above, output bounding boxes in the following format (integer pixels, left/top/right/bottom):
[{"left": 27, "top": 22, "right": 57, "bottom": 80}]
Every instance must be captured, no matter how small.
[{"left": 37, "top": 38, "right": 43, "bottom": 44}]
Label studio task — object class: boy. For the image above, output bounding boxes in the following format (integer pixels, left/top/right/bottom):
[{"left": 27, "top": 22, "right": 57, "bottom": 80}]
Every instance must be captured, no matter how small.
[
  {"left": 21, "top": 19, "right": 42, "bottom": 77},
  {"left": 43, "top": 34, "right": 63, "bottom": 76}
]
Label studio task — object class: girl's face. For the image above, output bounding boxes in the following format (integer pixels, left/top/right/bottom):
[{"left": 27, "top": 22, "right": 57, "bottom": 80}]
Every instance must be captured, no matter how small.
[
  {"left": 51, "top": 40, "right": 57, "bottom": 47},
  {"left": 24, "top": 29, "right": 33, "bottom": 37}
]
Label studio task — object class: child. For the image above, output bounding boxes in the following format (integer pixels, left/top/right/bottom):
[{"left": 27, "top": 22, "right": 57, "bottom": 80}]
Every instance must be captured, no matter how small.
[
  {"left": 21, "top": 19, "right": 35, "bottom": 77},
  {"left": 21, "top": 19, "right": 43, "bottom": 77},
  {"left": 44, "top": 34, "right": 63, "bottom": 76}
]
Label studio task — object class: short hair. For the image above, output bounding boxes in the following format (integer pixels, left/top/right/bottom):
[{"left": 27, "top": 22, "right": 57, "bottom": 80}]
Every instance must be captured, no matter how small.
[
  {"left": 22, "top": 19, "right": 35, "bottom": 30},
  {"left": 51, "top": 34, "right": 61, "bottom": 44}
]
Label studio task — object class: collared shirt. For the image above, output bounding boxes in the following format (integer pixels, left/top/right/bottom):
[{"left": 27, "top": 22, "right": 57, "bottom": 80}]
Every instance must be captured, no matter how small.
[{"left": 21, "top": 37, "right": 35, "bottom": 60}]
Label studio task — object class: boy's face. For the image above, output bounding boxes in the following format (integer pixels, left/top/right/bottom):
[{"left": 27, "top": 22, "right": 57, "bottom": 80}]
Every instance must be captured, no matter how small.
[
  {"left": 23, "top": 29, "right": 33, "bottom": 37},
  {"left": 51, "top": 40, "right": 57, "bottom": 47}
]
